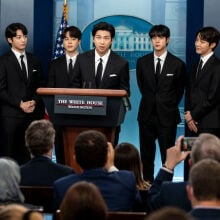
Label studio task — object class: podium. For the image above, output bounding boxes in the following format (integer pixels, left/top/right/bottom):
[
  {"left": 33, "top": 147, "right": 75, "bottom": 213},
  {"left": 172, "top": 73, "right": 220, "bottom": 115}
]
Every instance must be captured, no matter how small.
[{"left": 37, "top": 88, "right": 130, "bottom": 173}]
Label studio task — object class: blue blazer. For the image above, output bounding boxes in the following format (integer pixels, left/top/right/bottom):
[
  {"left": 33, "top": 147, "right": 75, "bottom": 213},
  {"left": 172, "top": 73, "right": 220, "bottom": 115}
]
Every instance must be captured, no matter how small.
[
  {"left": 54, "top": 168, "right": 140, "bottom": 211},
  {"left": 148, "top": 168, "right": 191, "bottom": 212},
  {"left": 20, "top": 156, "right": 74, "bottom": 186},
  {"left": 189, "top": 207, "right": 220, "bottom": 220}
]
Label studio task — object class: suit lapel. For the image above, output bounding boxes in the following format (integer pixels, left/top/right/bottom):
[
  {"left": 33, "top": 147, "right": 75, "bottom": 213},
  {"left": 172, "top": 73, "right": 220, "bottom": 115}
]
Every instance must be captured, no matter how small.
[
  {"left": 9, "top": 51, "right": 27, "bottom": 82},
  {"left": 148, "top": 54, "right": 157, "bottom": 88},
  {"left": 87, "top": 50, "right": 97, "bottom": 88},
  {"left": 194, "top": 55, "right": 215, "bottom": 85},
  {"left": 156, "top": 53, "right": 170, "bottom": 87},
  {"left": 101, "top": 51, "right": 114, "bottom": 86},
  {"left": 60, "top": 56, "right": 70, "bottom": 79}
]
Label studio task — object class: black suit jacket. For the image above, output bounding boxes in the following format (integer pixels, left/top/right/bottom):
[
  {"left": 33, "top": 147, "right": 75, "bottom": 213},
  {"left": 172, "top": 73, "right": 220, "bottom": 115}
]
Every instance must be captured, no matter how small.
[
  {"left": 136, "top": 52, "right": 185, "bottom": 126},
  {"left": 71, "top": 49, "right": 130, "bottom": 95},
  {"left": 47, "top": 55, "right": 73, "bottom": 88},
  {"left": 0, "top": 51, "right": 45, "bottom": 118},
  {"left": 185, "top": 54, "right": 220, "bottom": 128},
  {"left": 148, "top": 169, "right": 191, "bottom": 212},
  {"left": 20, "top": 156, "right": 74, "bottom": 186}
]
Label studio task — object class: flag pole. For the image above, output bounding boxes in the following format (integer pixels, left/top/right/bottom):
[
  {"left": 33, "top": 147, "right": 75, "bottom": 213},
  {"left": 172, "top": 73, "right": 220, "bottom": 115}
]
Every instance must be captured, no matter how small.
[
  {"left": 63, "top": 0, "right": 68, "bottom": 21},
  {"left": 52, "top": 0, "right": 69, "bottom": 59}
]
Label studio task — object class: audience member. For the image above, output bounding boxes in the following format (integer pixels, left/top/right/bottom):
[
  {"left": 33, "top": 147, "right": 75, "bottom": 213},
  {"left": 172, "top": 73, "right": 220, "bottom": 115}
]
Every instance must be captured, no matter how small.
[
  {"left": 148, "top": 133, "right": 220, "bottom": 212},
  {"left": 145, "top": 207, "right": 193, "bottom": 220},
  {"left": 20, "top": 119, "right": 74, "bottom": 186},
  {"left": 0, "top": 204, "right": 43, "bottom": 220},
  {"left": 104, "top": 142, "right": 118, "bottom": 172},
  {"left": 47, "top": 26, "right": 82, "bottom": 164},
  {"left": 0, "top": 158, "right": 25, "bottom": 205},
  {"left": 59, "top": 181, "right": 108, "bottom": 220},
  {"left": 115, "top": 142, "right": 151, "bottom": 190},
  {"left": 187, "top": 159, "right": 220, "bottom": 220},
  {"left": 54, "top": 130, "right": 141, "bottom": 211}
]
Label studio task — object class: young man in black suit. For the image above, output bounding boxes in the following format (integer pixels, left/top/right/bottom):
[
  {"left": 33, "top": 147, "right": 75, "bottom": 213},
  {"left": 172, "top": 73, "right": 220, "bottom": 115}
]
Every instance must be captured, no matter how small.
[
  {"left": 185, "top": 26, "right": 220, "bottom": 137},
  {"left": 136, "top": 24, "right": 185, "bottom": 183},
  {"left": 184, "top": 26, "right": 220, "bottom": 180},
  {"left": 20, "top": 119, "right": 74, "bottom": 186},
  {"left": 71, "top": 21, "right": 130, "bottom": 145},
  {"left": 0, "top": 23, "right": 45, "bottom": 165},
  {"left": 47, "top": 26, "right": 82, "bottom": 164}
]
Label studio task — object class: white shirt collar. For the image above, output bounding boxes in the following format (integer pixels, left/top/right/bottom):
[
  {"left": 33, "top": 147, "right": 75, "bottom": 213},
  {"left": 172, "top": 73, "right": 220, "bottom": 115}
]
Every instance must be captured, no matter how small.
[
  {"left": 201, "top": 51, "right": 214, "bottom": 66},
  {"left": 11, "top": 48, "right": 26, "bottom": 60},
  {"left": 154, "top": 50, "right": 167, "bottom": 63},
  {"left": 95, "top": 49, "right": 111, "bottom": 64},
  {"left": 66, "top": 53, "right": 78, "bottom": 62}
]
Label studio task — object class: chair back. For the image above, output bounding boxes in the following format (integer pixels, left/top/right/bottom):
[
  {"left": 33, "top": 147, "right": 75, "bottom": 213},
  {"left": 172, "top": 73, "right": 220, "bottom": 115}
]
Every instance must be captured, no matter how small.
[
  {"left": 55, "top": 210, "right": 147, "bottom": 220},
  {"left": 108, "top": 211, "right": 147, "bottom": 220},
  {"left": 20, "top": 186, "right": 54, "bottom": 213}
]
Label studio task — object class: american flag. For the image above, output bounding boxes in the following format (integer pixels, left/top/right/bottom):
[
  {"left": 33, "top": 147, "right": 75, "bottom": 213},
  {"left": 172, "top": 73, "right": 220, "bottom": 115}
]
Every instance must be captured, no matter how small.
[
  {"left": 52, "top": 3, "right": 69, "bottom": 59},
  {"left": 45, "top": 3, "right": 69, "bottom": 120}
]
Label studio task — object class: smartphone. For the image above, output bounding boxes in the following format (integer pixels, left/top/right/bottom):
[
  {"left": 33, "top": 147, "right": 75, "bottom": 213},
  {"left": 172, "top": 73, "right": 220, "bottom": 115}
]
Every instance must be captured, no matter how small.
[{"left": 180, "top": 137, "right": 197, "bottom": 151}]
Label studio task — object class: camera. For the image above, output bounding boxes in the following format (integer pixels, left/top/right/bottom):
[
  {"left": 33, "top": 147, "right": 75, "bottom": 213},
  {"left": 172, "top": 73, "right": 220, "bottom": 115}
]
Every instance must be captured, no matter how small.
[{"left": 180, "top": 137, "right": 197, "bottom": 151}]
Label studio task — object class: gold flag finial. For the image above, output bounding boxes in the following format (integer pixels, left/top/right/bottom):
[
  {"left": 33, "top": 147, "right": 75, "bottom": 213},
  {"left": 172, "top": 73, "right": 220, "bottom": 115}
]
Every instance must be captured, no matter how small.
[{"left": 63, "top": 1, "right": 68, "bottom": 21}]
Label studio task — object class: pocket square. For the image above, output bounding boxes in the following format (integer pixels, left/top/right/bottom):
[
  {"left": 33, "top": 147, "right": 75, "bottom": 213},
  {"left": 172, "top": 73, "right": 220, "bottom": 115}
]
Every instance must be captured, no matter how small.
[
  {"left": 166, "top": 73, "right": 174, "bottom": 76},
  {"left": 32, "top": 69, "right": 37, "bottom": 72},
  {"left": 109, "top": 74, "right": 117, "bottom": 77}
]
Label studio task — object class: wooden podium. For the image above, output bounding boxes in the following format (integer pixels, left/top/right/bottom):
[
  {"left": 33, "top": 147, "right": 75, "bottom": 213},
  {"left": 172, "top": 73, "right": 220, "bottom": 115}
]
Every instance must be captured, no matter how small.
[{"left": 37, "top": 88, "right": 130, "bottom": 173}]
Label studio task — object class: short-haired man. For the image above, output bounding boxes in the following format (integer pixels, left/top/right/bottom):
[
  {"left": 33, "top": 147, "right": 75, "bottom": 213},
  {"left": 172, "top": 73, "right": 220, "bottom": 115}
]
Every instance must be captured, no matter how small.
[
  {"left": 187, "top": 159, "right": 220, "bottom": 219},
  {"left": 71, "top": 22, "right": 130, "bottom": 146},
  {"left": 54, "top": 130, "right": 140, "bottom": 211},
  {"left": 184, "top": 26, "right": 220, "bottom": 180},
  {"left": 20, "top": 119, "right": 74, "bottom": 186},
  {"left": 47, "top": 26, "right": 82, "bottom": 164},
  {"left": 0, "top": 23, "right": 45, "bottom": 164},
  {"left": 136, "top": 24, "right": 185, "bottom": 183},
  {"left": 185, "top": 26, "right": 220, "bottom": 137}
]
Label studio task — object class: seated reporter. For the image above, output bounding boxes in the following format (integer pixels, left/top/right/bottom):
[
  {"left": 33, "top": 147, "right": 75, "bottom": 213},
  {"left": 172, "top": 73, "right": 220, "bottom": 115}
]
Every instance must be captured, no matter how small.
[
  {"left": 54, "top": 130, "right": 141, "bottom": 211},
  {"left": 20, "top": 119, "right": 74, "bottom": 186}
]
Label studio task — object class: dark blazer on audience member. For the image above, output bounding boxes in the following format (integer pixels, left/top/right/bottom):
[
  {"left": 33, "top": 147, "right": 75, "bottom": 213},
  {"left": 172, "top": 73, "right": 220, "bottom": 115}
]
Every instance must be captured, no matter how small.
[
  {"left": 47, "top": 55, "right": 73, "bottom": 88},
  {"left": 20, "top": 156, "right": 74, "bottom": 186},
  {"left": 71, "top": 49, "right": 130, "bottom": 95},
  {"left": 189, "top": 208, "right": 220, "bottom": 220},
  {"left": 148, "top": 168, "right": 191, "bottom": 212},
  {"left": 54, "top": 168, "right": 140, "bottom": 211}
]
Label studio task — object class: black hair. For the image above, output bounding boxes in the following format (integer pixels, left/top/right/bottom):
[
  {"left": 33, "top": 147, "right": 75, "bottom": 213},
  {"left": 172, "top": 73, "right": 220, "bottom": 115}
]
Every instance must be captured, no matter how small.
[
  {"left": 92, "top": 22, "right": 115, "bottom": 38},
  {"left": 62, "top": 26, "right": 82, "bottom": 40}
]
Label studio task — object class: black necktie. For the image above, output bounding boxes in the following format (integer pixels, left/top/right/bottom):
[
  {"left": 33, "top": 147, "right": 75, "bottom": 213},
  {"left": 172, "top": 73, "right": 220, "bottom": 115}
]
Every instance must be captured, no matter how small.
[
  {"left": 196, "top": 59, "right": 203, "bottom": 79},
  {"left": 69, "top": 58, "right": 73, "bottom": 74},
  {"left": 96, "top": 58, "right": 103, "bottom": 88},
  {"left": 155, "top": 58, "right": 161, "bottom": 84},
  {"left": 20, "top": 55, "right": 28, "bottom": 81}
]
